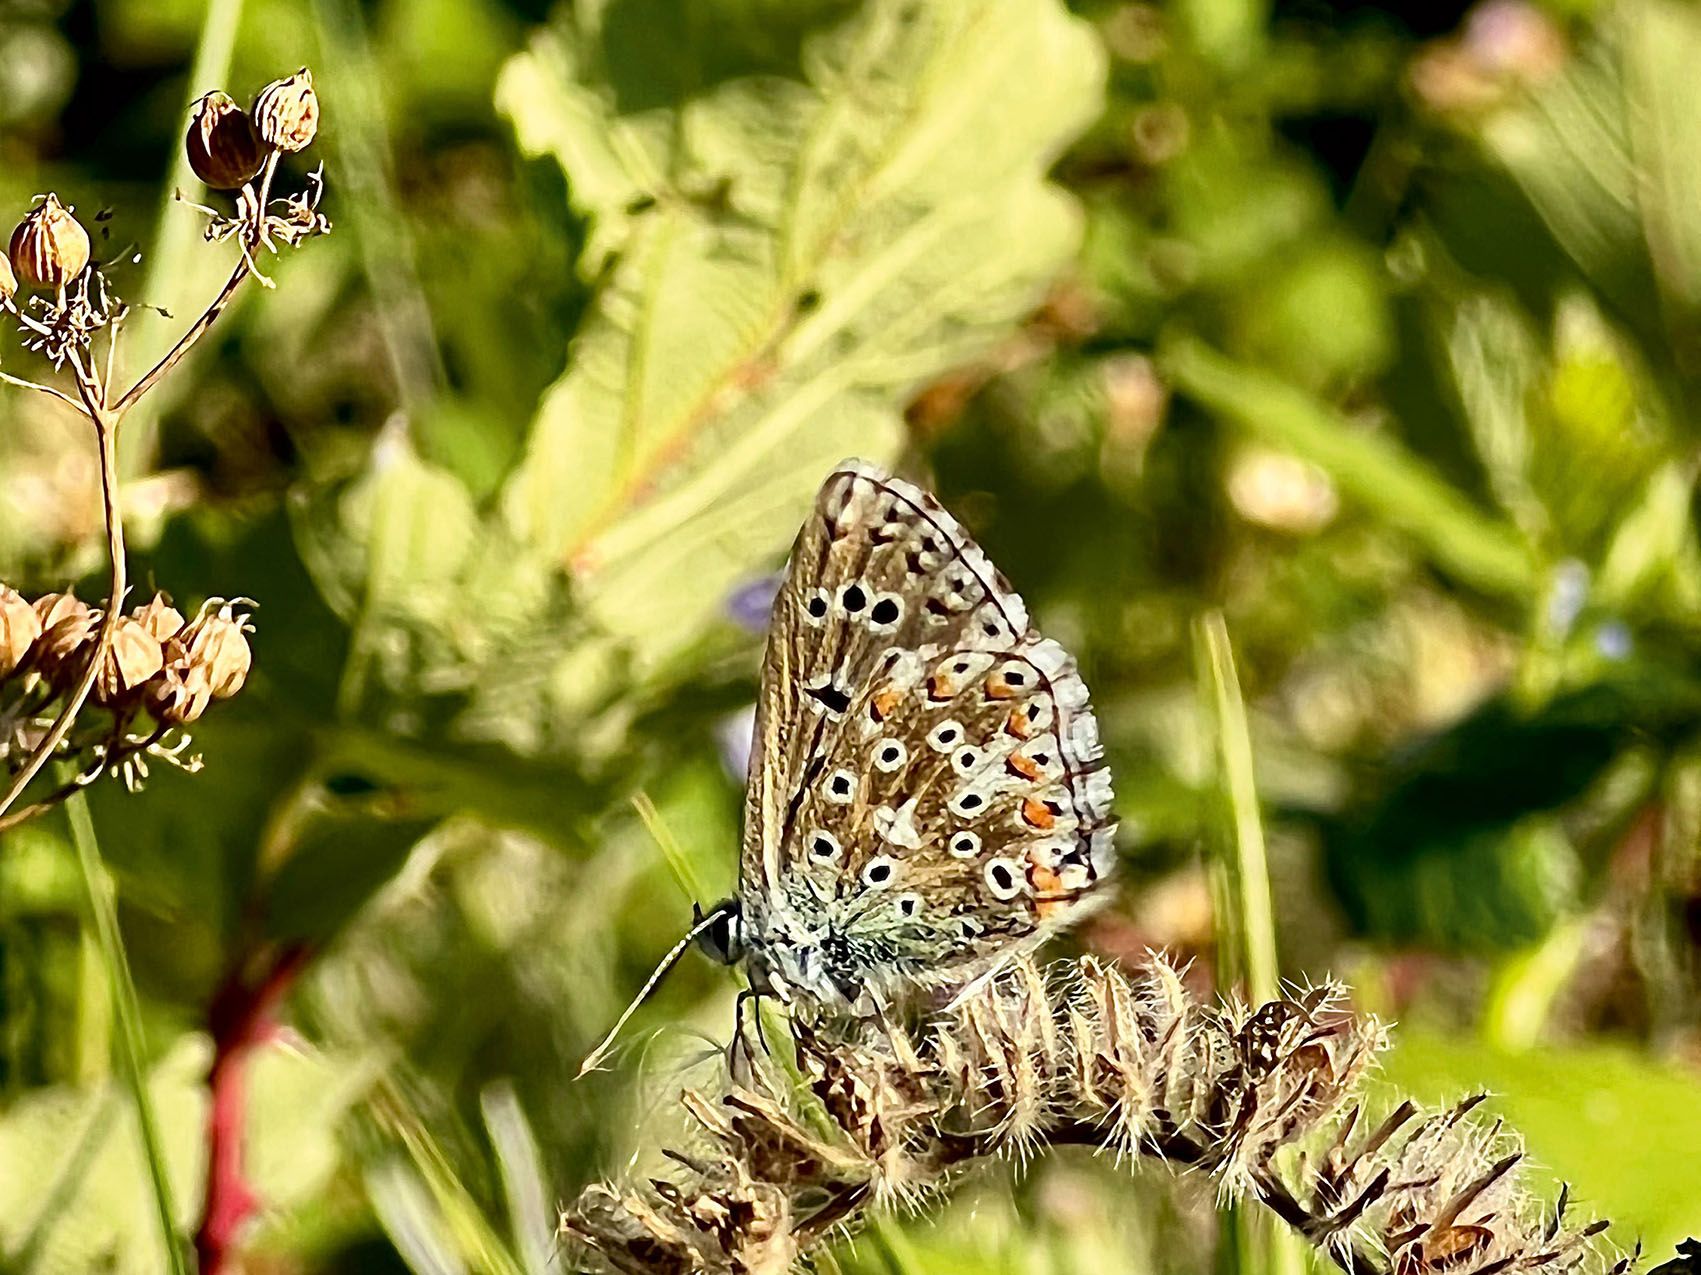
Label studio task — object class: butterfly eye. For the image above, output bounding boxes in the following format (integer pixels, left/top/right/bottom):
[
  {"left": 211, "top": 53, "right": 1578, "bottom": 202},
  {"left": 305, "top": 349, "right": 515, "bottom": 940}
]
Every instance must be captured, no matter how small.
[
  {"left": 803, "top": 588, "right": 830, "bottom": 624},
  {"left": 868, "top": 593, "right": 903, "bottom": 630},
  {"left": 926, "top": 720, "right": 962, "bottom": 751},
  {"left": 951, "top": 745, "right": 982, "bottom": 776},
  {"left": 983, "top": 857, "right": 1023, "bottom": 900},
  {"left": 873, "top": 739, "right": 907, "bottom": 772},
  {"left": 862, "top": 856, "right": 898, "bottom": 888},
  {"left": 896, "top": 893, "right": 922, "bottom": 918},
  {"left": 808, "top": 830, "right": 842, "bottom": 862},
  {"left": 948, "top": 830, "right": 981, "bottom": 859},
  {"left": 823, "top": 769, "right": 856, "bottom": 803}
]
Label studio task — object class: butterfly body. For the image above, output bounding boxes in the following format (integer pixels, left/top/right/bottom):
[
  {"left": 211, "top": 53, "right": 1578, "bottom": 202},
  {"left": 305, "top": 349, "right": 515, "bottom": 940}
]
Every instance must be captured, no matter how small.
[{"left": 725, "top": 461, "right": 1117, "bottom": 1018}]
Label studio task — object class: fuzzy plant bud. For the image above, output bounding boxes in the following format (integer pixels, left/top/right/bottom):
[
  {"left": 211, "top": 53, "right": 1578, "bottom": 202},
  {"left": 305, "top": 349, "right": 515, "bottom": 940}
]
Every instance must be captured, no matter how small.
[
  {"left": 92, "top": 617, "right": 164, "bottom": 706},
  {"left": 143, "top": 663, "right": 213, "bottom": 726},
  {"left": 9, "top": 195, "right": 90, "bottom": 292},
  {"left": 171, "top": 602, "right": 252, "bottom": 700},
  {"left": 131, "top": 593, "right": 185, "bottom": 644},
  {"left": 252, "top": 68, "right": 319, "bottom": 153},
  {"left": 186, "top": 91, "right": 268, "bottom": 191},
  {"left": 0, "top": 586, "right": 41, "bottom": 679}
]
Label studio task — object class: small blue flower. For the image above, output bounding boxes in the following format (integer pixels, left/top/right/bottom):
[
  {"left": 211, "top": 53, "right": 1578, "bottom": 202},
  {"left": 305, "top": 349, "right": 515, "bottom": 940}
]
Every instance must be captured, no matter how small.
[
  {"left": 726, "top": 573, "right": 783, "bottom": 633},
  {"left": 1595, "top": 620, "right": 1632, "bottom": 661}
]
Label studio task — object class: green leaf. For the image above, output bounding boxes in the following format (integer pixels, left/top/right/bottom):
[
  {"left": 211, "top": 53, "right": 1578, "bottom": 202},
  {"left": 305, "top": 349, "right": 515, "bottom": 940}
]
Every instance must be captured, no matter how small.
[
  {"left": 1161, "top": 335, "right": 1538, "bottom": 600},
  {"left": 260, "top": 806, "right": 440, "bottom": 944},
  {"left": 1320, "top": 677, "right": 1701, "bottom": 950},
  {"left": 497, "top": 0, "right": 1105, "bottom": 672},
  {"left": 1381, "top": 1029, "right": 1701, "bottom": 1254},
  {"left": 1478, "top": 28, "right": 1652, "bottom": 317},
  {"left": 1621, "top": 0, "right": 1701, "bottom": 339}
]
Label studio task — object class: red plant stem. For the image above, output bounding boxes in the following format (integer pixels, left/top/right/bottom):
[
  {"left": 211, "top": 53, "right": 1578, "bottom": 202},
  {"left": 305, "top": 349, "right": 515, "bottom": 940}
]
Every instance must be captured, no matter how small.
[{"left": 193, "top": 944, "right": 309, "bottom": 1275}]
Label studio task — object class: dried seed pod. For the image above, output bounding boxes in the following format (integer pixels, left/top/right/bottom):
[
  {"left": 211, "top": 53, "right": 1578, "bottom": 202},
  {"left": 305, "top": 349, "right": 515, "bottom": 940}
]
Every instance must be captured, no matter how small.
[
  {"left": 92, "top": 617, "right": 164, "bottom": 705},
  {"left": 186, "top": 90, "right": 268, "bottom": 190},
  {"left": 35, "top": 610, "right": 98, "bottom": 692},
  {"left": 32, "top": 591, "right": 90, "bottom": 635},
  {"left": 131, "top": 593, "right": 185, "bottom": 644},
  {"left": 252, "top": 68, "right": 319, "bottom": 153},
  {"left": 8, "top": 195, "right": 91, "bottom": 292},
  {"left": 0, "top": 585, "right": 42, "bottom": 678},
  {"left": 142, "top": 662, "right": 213, "bottom": 726},
  {"left": 171, "top": 601, "right": 252, "bottom": 699}
]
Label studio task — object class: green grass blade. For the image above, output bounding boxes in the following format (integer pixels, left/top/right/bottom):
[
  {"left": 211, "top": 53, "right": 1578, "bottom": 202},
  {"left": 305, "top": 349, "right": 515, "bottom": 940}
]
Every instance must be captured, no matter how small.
[
  {"left": 63, "top": 786, "right": 187, "bottom": 1275},
  {"left": 1193, "top": 614, "right": 1306, "bottom": 1275},
  {"left": 631, "top": 790, "right": 709, "bottom": 906},
  {"left": 121, "top": 0, "right": 245, "bottom": 476}
]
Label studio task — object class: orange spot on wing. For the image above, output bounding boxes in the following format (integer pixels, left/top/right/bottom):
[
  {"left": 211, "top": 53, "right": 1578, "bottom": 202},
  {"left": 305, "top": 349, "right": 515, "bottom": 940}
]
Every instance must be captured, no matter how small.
[
  {"left": 1027, "top": 861, "right": 1069, "bottom": 920},
  {"left": 870, "top": 688, "right": 900, "bottom": 721},
  {"left": 1021, "top": 797, "right": 1055, "bottom": 830},
  {"left": 985, "top": 674, "right": 1017, "bottom": 700},
  {"left": 1006, "top": 752, "right": 1042, "bottom": 781},
  {"left": 1004, "top": 707, "right": 1034, "bottom": 738},
  {"left": 927, "top": 674, "right": 956, "bottom": 702}
]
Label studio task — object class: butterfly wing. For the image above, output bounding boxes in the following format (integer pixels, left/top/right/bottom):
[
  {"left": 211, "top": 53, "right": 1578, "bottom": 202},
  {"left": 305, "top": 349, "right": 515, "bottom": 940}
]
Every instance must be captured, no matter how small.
[{"left": 739, "top": 461, "right": 1116, "bottom": 1007}]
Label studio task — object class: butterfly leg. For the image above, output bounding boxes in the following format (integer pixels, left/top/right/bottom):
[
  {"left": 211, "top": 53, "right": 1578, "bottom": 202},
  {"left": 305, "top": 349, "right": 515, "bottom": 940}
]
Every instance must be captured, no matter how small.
[{"left": 729, "top": 987, "right": 778, "bottom": 1091}]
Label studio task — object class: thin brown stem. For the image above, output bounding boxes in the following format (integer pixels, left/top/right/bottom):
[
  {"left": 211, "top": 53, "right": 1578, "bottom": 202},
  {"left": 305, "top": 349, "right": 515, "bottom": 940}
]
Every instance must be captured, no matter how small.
[
  {"left": 0, "top": 402, "right": 124, "bottom": 824},
  {"left": 0, "top": 369, "right": 90, "bottom": 416},
  {"left": 114, "top": 151, "right": 278, "bottom": 416},
  {"left": 0, "top": 726, "right": 168, "bottom": 835},
  {"left": 112, "top": 257, "right": 250, "bottom": 416}
]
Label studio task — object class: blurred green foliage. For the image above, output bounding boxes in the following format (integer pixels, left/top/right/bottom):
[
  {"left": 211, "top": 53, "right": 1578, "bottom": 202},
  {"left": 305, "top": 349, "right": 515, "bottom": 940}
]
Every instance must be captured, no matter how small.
[{"left": 2, "top": 0, "right": 1701, "bottom": 1269}]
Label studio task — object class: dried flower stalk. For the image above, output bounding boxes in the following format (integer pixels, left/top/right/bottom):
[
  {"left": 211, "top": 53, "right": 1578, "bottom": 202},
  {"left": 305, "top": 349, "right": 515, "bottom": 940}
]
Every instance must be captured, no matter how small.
[
  {"left": 564, "top": 954, "right": 1627, "bottom": 1275},
  {"left": 0, "top": 70, "right": 328, "bottom": 832}
]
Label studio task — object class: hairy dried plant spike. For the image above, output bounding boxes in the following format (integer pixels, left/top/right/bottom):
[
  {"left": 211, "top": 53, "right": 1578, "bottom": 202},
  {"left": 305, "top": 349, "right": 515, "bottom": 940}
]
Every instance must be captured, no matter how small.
[
  {"left": 9, "top": 195, "right": 90, "bottom": 293},
  {"left": 253, "top": 68, "right": 320, "bottom": 153},
  {"left": 0, "top": 585, "right": 42, "bottom": 679},
  {"left": 563, "top": 953, "right": 1625, "bottom": 1275},
  {"left": 186, "top": 90, "right": 269, "bottom": 191}
]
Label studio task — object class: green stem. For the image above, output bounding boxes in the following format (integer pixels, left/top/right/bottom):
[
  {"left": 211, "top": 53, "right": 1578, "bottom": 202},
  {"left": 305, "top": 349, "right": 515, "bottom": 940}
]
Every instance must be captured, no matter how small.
[{"left": 63, "top": 786, "right": 187, "bottom": 1275}]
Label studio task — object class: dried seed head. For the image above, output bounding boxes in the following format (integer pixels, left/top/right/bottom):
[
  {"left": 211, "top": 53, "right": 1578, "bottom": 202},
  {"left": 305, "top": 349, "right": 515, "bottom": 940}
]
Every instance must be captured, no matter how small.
[
  {"left": 35, "top": 609, "right": 98, "bottom": 692},
  {"left": 8, "top": 195, "right": 91, "bottom": 291},
  {"left": 0, "top": 252, "right": 16, "bottom": 302},
  {"left": 186, "top": 90, "right": 268, "bottom": 190},
  {"left": 0, "top": 585, "right": 42, "bottom": 679},
  {"left": 92, "top": 617, "right": 165, "bottom": 705},
  {"left": 252, "top": 68, "right": 319, "bottom": 153},
  {"left": 32, "top": 591, "right": 90, "bottom": 634},
  {"left": 131, "top": 593, "right": 185, "bottom": 644},
  {"left": 171, "top": 601, "right": 252, "bottom": 699},
  {"left": 143, "top": 662, "right": 213, "bottom": 726}
]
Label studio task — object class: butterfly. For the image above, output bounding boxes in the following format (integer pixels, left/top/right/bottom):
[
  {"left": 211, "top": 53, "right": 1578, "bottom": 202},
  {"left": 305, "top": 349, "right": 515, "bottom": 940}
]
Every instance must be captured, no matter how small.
[{"left": 580, "top": 461, "right": 1115, "bottom": 1071}]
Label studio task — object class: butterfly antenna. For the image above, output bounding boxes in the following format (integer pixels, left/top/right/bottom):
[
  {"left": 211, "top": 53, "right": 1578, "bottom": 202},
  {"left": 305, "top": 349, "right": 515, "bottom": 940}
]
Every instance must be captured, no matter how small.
[{"left": 575, "top": 903, "right": 731, "bottom": 1079}]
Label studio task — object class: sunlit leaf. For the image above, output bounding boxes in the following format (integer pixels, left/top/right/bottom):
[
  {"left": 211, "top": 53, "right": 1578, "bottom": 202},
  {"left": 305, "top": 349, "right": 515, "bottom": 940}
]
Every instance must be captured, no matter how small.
[{"left": 497, "top": 0, "right": 1105, "bottom": 671}]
